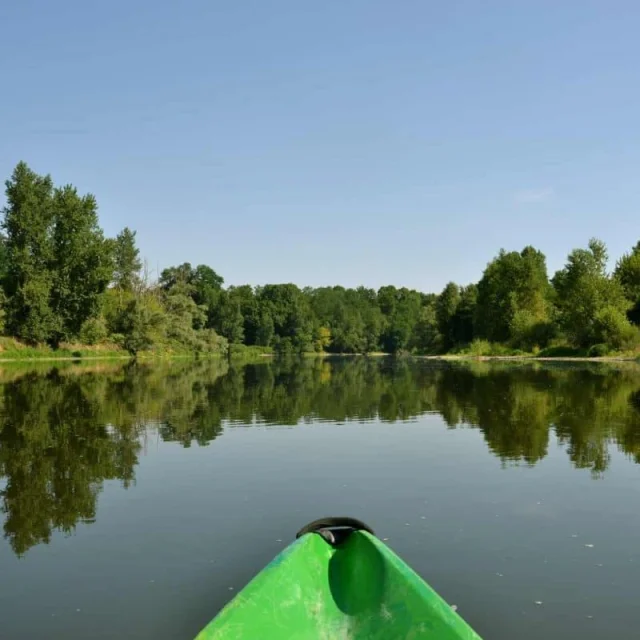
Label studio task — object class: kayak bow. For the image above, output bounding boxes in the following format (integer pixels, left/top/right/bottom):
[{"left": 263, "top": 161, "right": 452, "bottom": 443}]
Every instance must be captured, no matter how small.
[{"left": 196, "top": 517, "right": 482, "bottom": 639}]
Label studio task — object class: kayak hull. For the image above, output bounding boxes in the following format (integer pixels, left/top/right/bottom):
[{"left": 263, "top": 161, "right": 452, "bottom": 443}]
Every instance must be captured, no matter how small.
[{"left": 196, "top": 529, "right": 482, "bottom": 639}]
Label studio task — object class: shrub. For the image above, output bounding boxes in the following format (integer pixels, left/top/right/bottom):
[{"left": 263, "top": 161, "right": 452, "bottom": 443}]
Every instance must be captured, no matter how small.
[
  {"left": 78, "top": 317, "right": 108, "bottom": 345},
  {"left": 510, "top": 309, "right": 555, "bottom": 351},
  {"left": 460, "top": 340, "right": 518, "bottom": 356},
  {"left": 196, "top": 328, "right": 227, "bottom": 355},
  {"left": 488, "top": 342, "right": 512, "bottom": 356},
  {"left": 466, "top": 339, "right": 493, "bottom": 356},
  {"left": 110, "top": 333, "right": 126, "bottom": 348},
  {"left": 588, "top": 343, "right": 609, "bottom": 357},
  {"left": 593, "top": 306, "right": 639, "bottom": 350},
  {"left": 536, "top": 345, "right": 585, "bottom": 357}
]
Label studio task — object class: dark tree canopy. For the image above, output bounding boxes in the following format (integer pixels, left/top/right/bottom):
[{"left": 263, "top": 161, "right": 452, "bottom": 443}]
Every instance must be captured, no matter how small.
[{"left": 614, "top": 241, "right": 640, "bottom": 325}]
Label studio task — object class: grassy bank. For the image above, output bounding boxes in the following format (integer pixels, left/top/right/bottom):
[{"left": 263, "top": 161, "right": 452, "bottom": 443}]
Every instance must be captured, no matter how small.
[
  {"left": 227, "top": 344, "right": 274, "bottom": 359},
  {"left": 422, "top": 339, "right": 640, "bottom": 362},
  {"left": 0, "top": 335, "right": 637, "bottom": 364},
  {"left": 0, "top": 338, "right": 128, "bottom": 362},
  {"left": 426, "top": 353, "right": 640, "bottom": 363},
  {"left": 0, "top": 338, "right": 274, "bottom": 363}
]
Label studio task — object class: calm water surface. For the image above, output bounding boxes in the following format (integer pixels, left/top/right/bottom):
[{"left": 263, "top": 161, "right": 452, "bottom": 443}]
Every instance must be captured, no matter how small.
[{"left": 1, "top": 358, "right": 639, "bottom": 639}]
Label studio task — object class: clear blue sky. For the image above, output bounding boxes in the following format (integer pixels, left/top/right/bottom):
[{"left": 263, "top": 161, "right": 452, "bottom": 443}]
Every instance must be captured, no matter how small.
[{"left": 1, "top": 1, "right": 639, "bottom": 292}]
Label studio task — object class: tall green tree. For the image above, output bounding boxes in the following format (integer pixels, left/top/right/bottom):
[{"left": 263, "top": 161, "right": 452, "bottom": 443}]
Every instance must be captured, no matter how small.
[
  {"left": 160, "top": 262, "right": 224, "bottom": 327},
  {"left": 2, "top": 162, "right": 56, "bottom": 343},
  {"left": 118, "top": 292, "right": 167, "bottom": 356},
  {"left": 164, "top": 291, "right": 207, "bottom": 343},
  {"left": 304, "top": 286, "right": 383, "bottom": 353},
  {"left": 49, "top": 185, "right": 114, "bottom": 345},
  {"left": 113, "top": 227, "right": 142, "bottom": 291},
  {"left": 614, "top": 240, "right": 640, "bottom": 325},
  {"left": 436, "top": 282, "right": 461, "bottom": 350},
  {"left": 258, "top": 284, "right": 314, "bottom": 351},
  {"left": 193, "top": 264, "right": 224, "bottom": 295},
  {"left": 159, "top": 262, "right": 195, "bottom": 296},
  {"left": 450, "top": 284, "right": 477, "bottom": 346},
  {"left": 552, "top": 238, "right": 635, "bottom": 348},
  {"left": 2, "top": 163, "right": 113, "bottom": 345},
  {"left": 475, "top": 246, "right": 552, "bottom": 346},
  {"left": 330, "top": 305, "right": 366, "bottom": 353},
  {"left": 254, "top": 308, "right": 275, "bottom": 346},
  {"left": 0, "top": 233, "right": 9, "bottom": 287},
  {"left": 226, "top": 285, "right": 257, "bottom": 343},
  {"left": 355, "top": 287, "right": 383, "bottom": 353},
  {"left": 412, "top": 302, "right": 441, "bottom": 353},
  {"left": 378, "top": 286, "right": 422, "bottom": 353},
  {"left": 215, "top": 291, "right": 245, "bottom": 344}
]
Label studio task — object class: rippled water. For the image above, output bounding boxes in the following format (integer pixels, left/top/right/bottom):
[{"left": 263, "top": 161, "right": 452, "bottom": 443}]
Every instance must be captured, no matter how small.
[{"left": 1, "top": 357, "right": 639, "bottom": 638}]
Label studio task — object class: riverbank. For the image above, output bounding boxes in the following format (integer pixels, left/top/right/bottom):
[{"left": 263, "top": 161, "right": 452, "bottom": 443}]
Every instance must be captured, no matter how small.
[
  {"left": 0, "top": 336, "right": 637, "bottom": 364},
  {"left": 0, "top": 338, "right": 276, "bottom": 363},
  {"left": 0, "top": 339, "right": 125, "bottom": 362},
  {"left": 315, "top": 349, "right": 640, "bottom": 363},
  {"left": 422, "top": 353, "right": 640, "bottom": 363}
]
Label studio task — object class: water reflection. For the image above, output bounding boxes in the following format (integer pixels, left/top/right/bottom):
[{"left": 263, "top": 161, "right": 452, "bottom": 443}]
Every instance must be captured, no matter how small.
[{"left": 1, "top": 357, "right": 640, "bottom": 555}]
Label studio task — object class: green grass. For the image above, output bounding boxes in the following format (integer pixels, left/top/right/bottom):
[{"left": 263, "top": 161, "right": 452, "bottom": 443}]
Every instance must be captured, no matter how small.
[
  {"left": 0, "top": 335, "right": 635, "bottom": 364},
  {"left": 0, "top": 337, "right": 276, "bottom": 363},
  {"left": 0, "top": 338, "right": 129, "bottom": 361},
  {"left": 228, "top": 344, "right": 273, "bottom": 359},
  {"left": 0, "top": 337, "right": 227, "bottom": 362},
  {"left": 453, "top": 340, "right": 527, "bottom": 357},
  {"left": 535, "top": 345, "right": 589, "bottom": 358},
  {"left": 441, "top": 340, "right": 632, "bottom": 360}
]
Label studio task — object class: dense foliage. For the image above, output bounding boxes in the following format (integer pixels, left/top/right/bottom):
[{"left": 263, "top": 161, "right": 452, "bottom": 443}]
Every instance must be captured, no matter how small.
[{"left": 2, "top": 161, "right": 640, "bottom": 355}]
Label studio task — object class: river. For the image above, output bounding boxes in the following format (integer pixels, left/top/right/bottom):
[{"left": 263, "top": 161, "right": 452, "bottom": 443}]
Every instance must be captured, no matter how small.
[{"left": 0, "top": 357, "right": 639, "bottom": 638}]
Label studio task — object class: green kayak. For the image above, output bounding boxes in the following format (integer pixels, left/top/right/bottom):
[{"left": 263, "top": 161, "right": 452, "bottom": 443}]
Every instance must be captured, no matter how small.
[{"left": 195, "top": 517, "right": 483, "bottom": 639}]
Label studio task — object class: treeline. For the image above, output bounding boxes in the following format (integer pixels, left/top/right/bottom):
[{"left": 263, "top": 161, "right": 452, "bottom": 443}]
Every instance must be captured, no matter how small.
[
  {"left": 3, "top": 162, "right": 640, "bottom": 355},
  {"left": 0, "top": 163, "right": 225, "bottom": 355},
  {"left": 2, "top": 358, "right": 640, "bottom": 554}
]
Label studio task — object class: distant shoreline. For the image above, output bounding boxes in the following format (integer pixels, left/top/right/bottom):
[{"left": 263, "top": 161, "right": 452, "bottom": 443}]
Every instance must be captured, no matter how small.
[
  {"left": 318, "top": 352, "right": 640, "bottom": 364},
  {"left": 419, "top": 354, "right": 640, "bottom": 363},
  {"left": 0, "top": 348, "right": 636, "bottom": 365}
]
